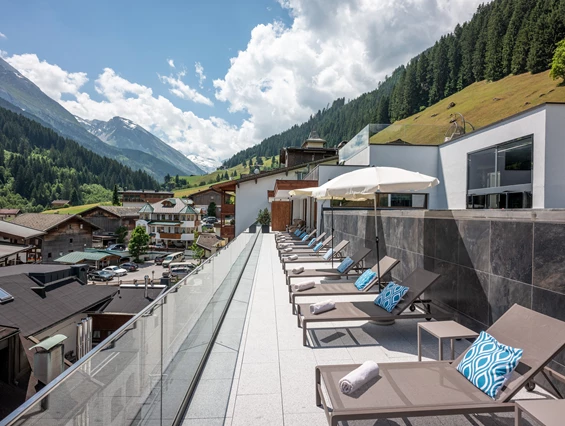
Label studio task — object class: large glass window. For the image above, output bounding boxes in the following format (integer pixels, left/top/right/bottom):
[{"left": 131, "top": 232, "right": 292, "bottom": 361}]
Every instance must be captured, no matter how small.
[{"left": 467, "top": 136, "right": 533, "bottom": 209}]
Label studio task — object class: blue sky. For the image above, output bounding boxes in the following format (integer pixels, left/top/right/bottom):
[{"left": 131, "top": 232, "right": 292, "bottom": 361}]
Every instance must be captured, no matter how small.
[{"left": 0, "top": 0, "right": 485, "bottom": 168}]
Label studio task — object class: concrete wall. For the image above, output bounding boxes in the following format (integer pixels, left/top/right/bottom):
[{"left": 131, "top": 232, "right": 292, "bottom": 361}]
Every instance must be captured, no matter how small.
[{"left": 325, "top": 208, "right": 565, "bottom": 380}]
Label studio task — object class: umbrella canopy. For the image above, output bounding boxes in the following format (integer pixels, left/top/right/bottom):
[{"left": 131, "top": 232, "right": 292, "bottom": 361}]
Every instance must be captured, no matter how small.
[{"left": 311, "top": 167, "right": 440, "bottom": 200}]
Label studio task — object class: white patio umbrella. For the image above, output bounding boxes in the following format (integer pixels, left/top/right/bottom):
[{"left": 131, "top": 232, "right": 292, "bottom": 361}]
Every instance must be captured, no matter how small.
[{"left": 310, "top": 167, "right": 440, "bottom": 285}]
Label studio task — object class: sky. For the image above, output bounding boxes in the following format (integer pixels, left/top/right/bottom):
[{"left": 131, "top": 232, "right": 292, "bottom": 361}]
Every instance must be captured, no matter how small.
[{"left": 0, "top": 0, "right": 486, "bottom": 169}]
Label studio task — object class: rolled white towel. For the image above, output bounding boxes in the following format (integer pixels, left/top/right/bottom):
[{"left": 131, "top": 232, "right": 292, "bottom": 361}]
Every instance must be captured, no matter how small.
[
  {"left": 338, "top": 361, "right": 380, "bottom": 395},
  {"left": 291, "top": 281, "right": 315, "bottom": 292},
  {"left": 309, "top": 299, "right": 335, "bottom": 315},
  {"left": 286, "top": 254, "right": 299, "bottom": 261},
  {"left": 282, "top": 247, "right": 293, "bottom": 253},
  {"left": 278, "top": 243, "right": 292, "bottom": 248},
  {"left": 292, "top": 266, "right": 304, "bottom": 274}
]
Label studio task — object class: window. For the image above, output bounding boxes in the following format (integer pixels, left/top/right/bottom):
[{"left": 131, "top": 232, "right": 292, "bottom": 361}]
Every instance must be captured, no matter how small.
[
  {"left": 48, "top": 253, "right": 52, "bottom": 258},
  {"left": 70, "top": 238, "right": 73, "bottom": 243},
  {"left": 467, "top": 136, "right": 533, "bottom": 209},
  {"left": 331, "top": 193, "right": 428, "bottom": 209}
]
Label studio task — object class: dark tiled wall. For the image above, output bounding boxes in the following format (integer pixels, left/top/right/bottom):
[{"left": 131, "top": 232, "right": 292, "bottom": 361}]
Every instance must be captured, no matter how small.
[{"left": 324, "top": 210, "right": 565, "bottom": 376}]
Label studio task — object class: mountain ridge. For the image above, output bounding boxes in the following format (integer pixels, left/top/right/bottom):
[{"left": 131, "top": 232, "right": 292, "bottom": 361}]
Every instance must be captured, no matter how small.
[{"left": 76, "top": 115, "right": 204, "bottom": 176}]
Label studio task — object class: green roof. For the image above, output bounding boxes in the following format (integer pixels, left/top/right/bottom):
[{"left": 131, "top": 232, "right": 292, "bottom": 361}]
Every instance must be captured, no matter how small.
[
  {"left": 55, "top": 251, "right": 118, "bottom": 264},
  {"left": 149, "top": 221, "right": 181, "bottom": 226},
  {"left": 139, "top": 203, "right": 154, "bottom": 213},
  {"left": 179, "top": 205, "right": 197, "bottom": 214}
]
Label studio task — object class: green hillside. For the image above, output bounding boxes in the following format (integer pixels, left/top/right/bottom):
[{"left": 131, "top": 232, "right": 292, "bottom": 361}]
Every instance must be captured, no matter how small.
[
  {"left": 222, "top": 0, "right": 565, "bottom": 167},
  {"left": 371, "top": 72, "right": 565, "bottom": 145}
]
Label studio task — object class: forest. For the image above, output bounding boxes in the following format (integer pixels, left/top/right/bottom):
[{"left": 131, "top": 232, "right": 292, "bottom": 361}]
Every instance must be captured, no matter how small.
[
  {"left": 222, "top": 0, "right": 565, "bottom": 168},
  {"left": 0, "top": 107, "right": 159, "bottom": 211}
]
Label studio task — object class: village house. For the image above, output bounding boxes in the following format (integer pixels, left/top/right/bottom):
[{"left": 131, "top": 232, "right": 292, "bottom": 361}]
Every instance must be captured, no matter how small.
[
  {"left": 118, "top": 189, "right": 174, "bottom": 207},
  {"left": 10, "top": 214, "right": 99, "bottom": 262},
  {"left": 136, "top": 198, "right": 199, "bottom": 249}
]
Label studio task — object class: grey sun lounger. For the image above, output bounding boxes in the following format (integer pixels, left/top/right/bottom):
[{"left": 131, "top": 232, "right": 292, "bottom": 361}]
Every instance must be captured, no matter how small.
[
  {"left": 289, "top": 256, "right": 399, "bottom": 313},
  {"left": 297, "top": 268, "right": 443, "bottom": 346},
  {"left": 277, "top": 229, "right": 317, "bottom": 243},
  {"left": 281, "top": 240, "right": 350, "bottom": 271},
  {"left": 314, "top": 304, "right": 565, "bottom": 426},
  {"left": 277, "top": 232, "right": 326, "bottom": 252},
  {"left": 285, "top": 247, "right": 372, "bottom": 288},
  {"left": 280, "top": 236, "right": 333, "bottom": 258}
]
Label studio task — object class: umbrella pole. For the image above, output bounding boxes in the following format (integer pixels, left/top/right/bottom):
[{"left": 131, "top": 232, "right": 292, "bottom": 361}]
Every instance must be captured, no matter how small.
[
  {"left": 331, "top": 197, "right": 334, "bottom": 268},
  {"left": 374, "top": 194, "right": 382, "bottom": 291}
]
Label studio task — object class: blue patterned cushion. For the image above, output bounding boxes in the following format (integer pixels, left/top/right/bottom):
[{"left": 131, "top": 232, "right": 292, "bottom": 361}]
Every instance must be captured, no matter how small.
[
  {"left": 299, "top": 231, "right": 307, "bottom": 238},
  {"left": 294, "top": 229, "right": 301, "bottom": 236},
  {"left": 337, "top": 257, "right": 353, "bottom": 273},
  {"left": 313, "top": 242, "right": 323, "bottom": 252},
  {"left": 355, "top": 270, "right": 377, "bottom": 291},
  {"left": 374, "top": 282, "right": 409, "bottom": 312},
  {"left": 301, "top": 234, "right": 309, "bottom": 241},
  {"left": 456, "top": 331, "right": 523, "bottom": 399},
  {"left": 308, "top": 238, "right": 316, "bottom": 247},
  {"left": 323, "top": 249, "right": 333, "bottom": 260}
]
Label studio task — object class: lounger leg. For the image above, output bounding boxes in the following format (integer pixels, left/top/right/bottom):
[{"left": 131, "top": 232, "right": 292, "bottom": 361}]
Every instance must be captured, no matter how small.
[
  {"left": 315, "top": 367, "right": 321, "bottom": 406},
  {"left": 438, "top": 338, "right": 443, "bottom": 361},
  {"left": 303, "top": 320, "right": 308, "bottom": 346},
  {"left": 514, "top": 405, "right": 521, "bottom": 426},
  {"left": 451, "top": 338, "right": 455, "bottom": 360},
  {"left": 417, "top": 325, "right": 422, "bottom": 362}
]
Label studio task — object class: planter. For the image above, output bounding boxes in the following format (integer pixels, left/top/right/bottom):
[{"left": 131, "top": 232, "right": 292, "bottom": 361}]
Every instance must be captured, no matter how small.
[
  {"left": 261, "top": 225, "right": 270, "bottom": 233},
  {"left": 249, "top": 224, "right": 257, "bottom": 233}
]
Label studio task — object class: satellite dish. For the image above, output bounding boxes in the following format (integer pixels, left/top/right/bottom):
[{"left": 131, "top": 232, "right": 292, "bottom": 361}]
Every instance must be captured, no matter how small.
[{"left": 254, "top": 168, "right": 260, "bottom": 175}]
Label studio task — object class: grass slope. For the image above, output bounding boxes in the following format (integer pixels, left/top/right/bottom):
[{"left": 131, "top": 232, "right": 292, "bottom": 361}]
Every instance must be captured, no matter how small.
[
  {"left": 174, "top": 156, "right": 278, "bottom": 197},
  {"left": 371, "top": 72, "right": 565, "bottom": 145},
  {"left": 43, "top": 202, "right": 112, "bottom": 215}
]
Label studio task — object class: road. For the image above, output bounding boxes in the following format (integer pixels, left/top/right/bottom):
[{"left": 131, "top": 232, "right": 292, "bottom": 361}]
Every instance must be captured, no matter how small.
[{"left": 88, "top": 259, "right": 198, "bottom": 285}]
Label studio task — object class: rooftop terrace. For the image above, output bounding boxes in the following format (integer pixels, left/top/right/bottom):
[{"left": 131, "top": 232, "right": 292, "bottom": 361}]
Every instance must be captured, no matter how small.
[{"left": 2, "top": 231, "right": 557, "bottom": 426}]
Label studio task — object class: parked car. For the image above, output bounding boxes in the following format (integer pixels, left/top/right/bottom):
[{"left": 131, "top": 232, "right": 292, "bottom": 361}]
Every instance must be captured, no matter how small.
[
  {"left": 107, "top": 244, "right": 127, "bottom": 251},
  {"left": 154, "top": 254, "right": 167, "bottom": 265},
  {"left": 204, "top": 217, "right": 218, "bottom": 224},
  {"left": 119, "top": 262, "right": 138, "bottom": 272},
  {"left": 153, "top": 242, "right": 165, "bottom": 249},
  {"left": 162, "top": 252, "right": 184, "bottom": 268},
  {"left": 88, "top": 270, "right": 114, "bottom": 282},
  {"left": 103, "top": 266, "right": 128, "bottom": 277}
]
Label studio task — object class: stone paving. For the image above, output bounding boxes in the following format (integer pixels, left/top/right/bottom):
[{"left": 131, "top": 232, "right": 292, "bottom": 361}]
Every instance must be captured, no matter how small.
[{"left": 186, "top": 234, "right": 550, "bottom": 426}]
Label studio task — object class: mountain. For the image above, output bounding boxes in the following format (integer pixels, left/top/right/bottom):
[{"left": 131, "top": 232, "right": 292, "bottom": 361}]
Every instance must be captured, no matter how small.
[
  {"left": 0, "top": 57, "right": 190, "bottom": 180},
  {"left": 186, "top": 154, "right": 221, "bottom": 173},
  {"left": 223, "top": 0, "right": 565, "bottom": 168},
  {"left": 0, "top": 103, "right": 159, "bottom": 210},
  {"left": 77, "top": 116, "right": 204, "bottom": 176}
]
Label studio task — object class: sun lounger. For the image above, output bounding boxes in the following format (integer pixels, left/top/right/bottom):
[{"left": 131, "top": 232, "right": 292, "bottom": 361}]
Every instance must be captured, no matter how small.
[
  {"left": 277, "top": 232, "right": 326, "bottom": 250},
  {"left": 314, "top": 304, "right": 565, "bottom": 425},
  {"left": 286, "top": 248, "right": 372, "bottom": 289},
  {"left": 279, "top": 236, "right": 333, "bottom": 259},
  {"left": 297, "top": 268, "right": 443, "bottom": 346},
  {"left": 277, "top": 229, "right": 317, "bottom": 242},
  {"left": 281, "top": 240, "right": 350, "bottom": 270},
  {"left": 289, "top": 256, "right": 399, "bottom": 313}
]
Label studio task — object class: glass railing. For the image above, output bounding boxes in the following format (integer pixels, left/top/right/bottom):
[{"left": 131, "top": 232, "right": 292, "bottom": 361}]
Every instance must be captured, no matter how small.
[{"left": 2, "top": 228, "right": 260, "bottom": 426}]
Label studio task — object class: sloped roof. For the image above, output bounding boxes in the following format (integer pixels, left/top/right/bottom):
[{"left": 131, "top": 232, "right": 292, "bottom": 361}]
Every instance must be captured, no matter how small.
[
  {"left": 138, "top": 203, "right": 154, "bottom": 213},
  {"left": 148, "top": 198, "right": 197, "bottom": 214},
  {"left": 102, "top": 286, "right": 165, "bottom": 314},
  {"left": 0, "top": 220, "right": 46, "bottom": 239},
  {"left": 196, "top": 233, "right": 226, "bottom": 251},
  {"left": 82, "top": 205, "right": 140, "bottom": 218},
  {"left": 10, "top": 213, "right": 100, "bottom": 232},
  {"left": 54, "top": 251, "right": 118, "bottom": 264},
  {"left": 0, "top": 209, "right": 20, "bottom": 215},
  {"left": 0, "top": 274, "right": 117, "bottom": 336}
]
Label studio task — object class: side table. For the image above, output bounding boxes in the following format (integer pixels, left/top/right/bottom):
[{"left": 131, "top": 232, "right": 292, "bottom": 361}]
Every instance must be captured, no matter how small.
[
  {"left": 515, "top": 399, "right": 565, "bottom": 426},
  {"left": 417, "top": 320, "right": 478, "bottom": 361}
]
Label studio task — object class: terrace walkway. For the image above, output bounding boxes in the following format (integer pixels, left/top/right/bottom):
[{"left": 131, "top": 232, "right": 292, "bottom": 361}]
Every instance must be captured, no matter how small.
[{"left": 185, "top": 234, "right": 548, "bottom": 426}]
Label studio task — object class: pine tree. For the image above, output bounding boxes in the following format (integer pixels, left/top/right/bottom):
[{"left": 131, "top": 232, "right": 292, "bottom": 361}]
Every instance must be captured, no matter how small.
[
  {"left": 485, "top": 6, "right": 506, "bottom": 81},
  {"left": 416, "top": 51, "right": 432, "bottom": 107},
  {"left": 70, "top": 188, "right": 81, "bottom": 206},
  {"left": 429, "top": 38, "right": 449, "bottom": 105},
  {"left": 445, "top": 25, "right": 462, "bottom": 95},
  {"left": 375, "top": 96, "right": 390, "bottom": 124},
  {"left": 112, "top": 184, "right": 120, "bottom": 206}
]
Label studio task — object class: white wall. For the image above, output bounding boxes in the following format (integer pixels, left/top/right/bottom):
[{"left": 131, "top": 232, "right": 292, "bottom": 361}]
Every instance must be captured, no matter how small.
[
  {"left": 369, "top": 145, "right": 441, "bottom": 208},
  {"left": 235, "top": 170, "right": 301, "bottom": 236},
  {"left": 543, "top": 104, "right": 565, "bottom": 208},
  {"left": 439, "top": 107, "right": 547, "bottom": 209}
]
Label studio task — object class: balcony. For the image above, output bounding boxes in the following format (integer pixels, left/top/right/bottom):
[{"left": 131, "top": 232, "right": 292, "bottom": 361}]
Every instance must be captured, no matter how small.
[
  {"left": 221, "top": 203, "right": 235, "bottom": 215},
  {"left": 220, "top": 225, "right": 235, "bottom": 239},
  {"left": 159, "top": 232, "right": 182, "bottom": 239},
  {"left": 4, "top": 230, "right": 559, "bottom": 426}
]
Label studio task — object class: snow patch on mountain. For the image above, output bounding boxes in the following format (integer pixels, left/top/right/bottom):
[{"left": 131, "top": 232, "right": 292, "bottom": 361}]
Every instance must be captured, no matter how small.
[{"left": 186, "top": 155, "right": 221, "bottom": 173}]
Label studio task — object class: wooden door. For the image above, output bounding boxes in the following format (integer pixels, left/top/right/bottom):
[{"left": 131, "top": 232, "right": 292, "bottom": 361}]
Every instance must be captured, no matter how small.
[{"left": 272, "top": 201, "right": 292, "bottom": 231}]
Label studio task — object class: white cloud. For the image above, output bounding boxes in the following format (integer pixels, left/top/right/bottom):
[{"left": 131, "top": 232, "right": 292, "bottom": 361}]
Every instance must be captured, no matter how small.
[
  {"left": 0, "top": 32, "right": 6, "bottom": 39},
  {"left": 167, "top": 58, "right": 175, "bottom": 68},
  {"left": 159, "top": 71, "right": 213, "bottom": 106},
  {"left": 195, "top": 62, "right": 206, "bottom": 88},
  {"left": 4, "top": 53, "right": 88, "bottom": 101},
  {"left": 2, "top": 0, "right": 486, "bottom": 163},
  {"left": 213, "top": 0, "right": 487, "bottom": 141}
]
